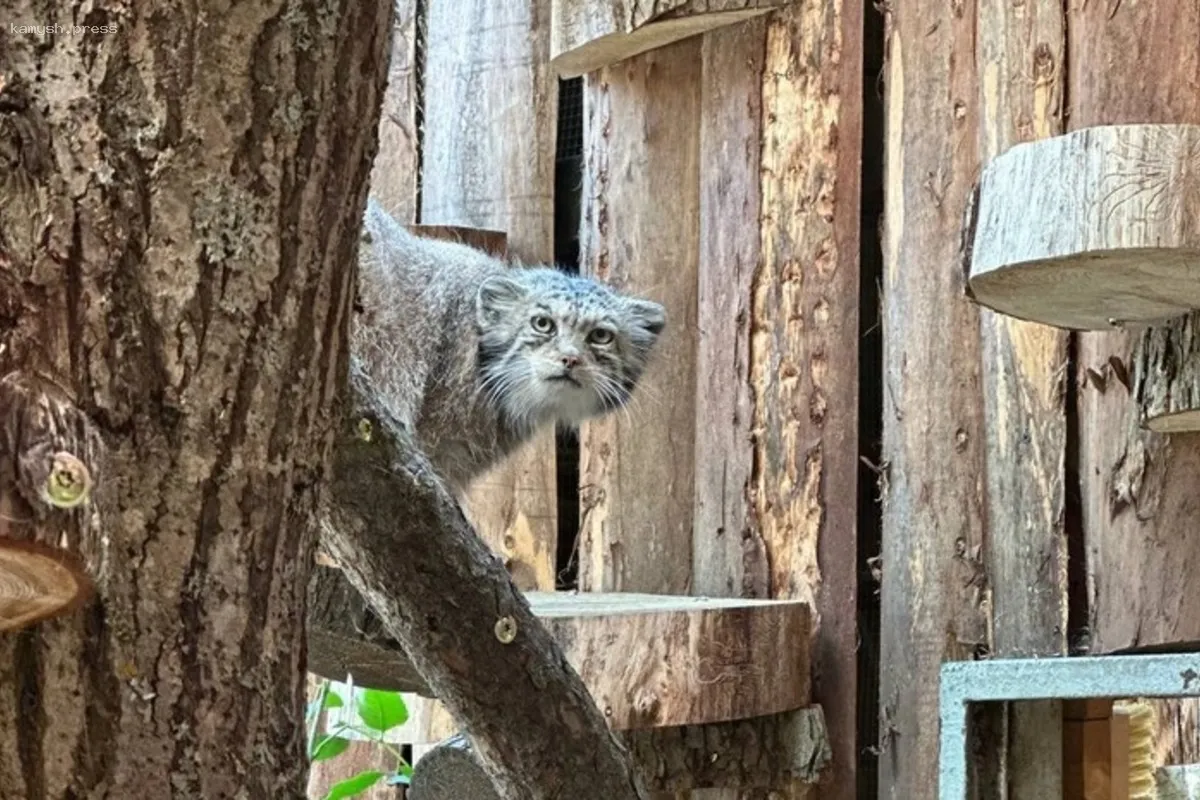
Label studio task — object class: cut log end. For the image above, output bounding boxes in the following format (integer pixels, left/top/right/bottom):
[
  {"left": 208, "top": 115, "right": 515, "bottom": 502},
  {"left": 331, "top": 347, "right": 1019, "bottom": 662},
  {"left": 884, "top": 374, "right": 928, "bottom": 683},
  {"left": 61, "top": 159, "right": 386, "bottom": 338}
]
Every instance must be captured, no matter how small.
[
  {"left": 409, "top": 735, "right": 500, "bottom": 800},
  {"left": 968, "top": 124, "right": 1200, "bottom": 330},
  {"left": 0, "top": 538, "right": 92, "bottom": 632}
]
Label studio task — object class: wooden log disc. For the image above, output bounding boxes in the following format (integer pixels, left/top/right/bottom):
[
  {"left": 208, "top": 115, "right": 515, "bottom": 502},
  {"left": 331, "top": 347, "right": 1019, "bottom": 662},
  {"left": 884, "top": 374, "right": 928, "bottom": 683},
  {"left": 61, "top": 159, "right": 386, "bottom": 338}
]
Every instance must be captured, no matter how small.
[
  {"left": 1133, "top": 310, "right": 1200, "bottom": 433},
  {"left": 307, "top": 564, "right": 812, "bottom": 729},
  {"left": 969, "top": 124, "right": 1200, "bottom": 330},
  {"left": 549, "top": 0, "right": 789, "bottom": 78},
  {"left": 408, "top": 734, "right": 499, "bottom": 800},
  {"left": 0, "top": 538, "right": 92, "bottom": 632}
]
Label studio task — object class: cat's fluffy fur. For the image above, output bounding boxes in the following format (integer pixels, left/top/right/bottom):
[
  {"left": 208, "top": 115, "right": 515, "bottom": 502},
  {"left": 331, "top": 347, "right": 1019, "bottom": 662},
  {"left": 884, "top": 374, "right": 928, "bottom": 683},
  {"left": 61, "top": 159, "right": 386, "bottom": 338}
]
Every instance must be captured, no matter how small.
[{"left": 353, "top": 199, "right": 666, "bottom": 492}]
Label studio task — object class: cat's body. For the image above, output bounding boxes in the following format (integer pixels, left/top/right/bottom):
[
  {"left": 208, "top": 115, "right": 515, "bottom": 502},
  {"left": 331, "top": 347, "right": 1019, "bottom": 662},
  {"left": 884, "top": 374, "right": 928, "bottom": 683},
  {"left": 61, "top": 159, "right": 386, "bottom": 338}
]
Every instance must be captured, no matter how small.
[{"left": 353, "top": 199, "right": 665, "bottom": 492}]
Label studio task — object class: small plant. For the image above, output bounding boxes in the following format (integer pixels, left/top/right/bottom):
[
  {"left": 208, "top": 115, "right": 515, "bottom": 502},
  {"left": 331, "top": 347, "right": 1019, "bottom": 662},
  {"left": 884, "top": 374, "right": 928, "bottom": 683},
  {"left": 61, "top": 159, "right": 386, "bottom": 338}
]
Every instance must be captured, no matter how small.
[{"left": 306, "top": 677, "right": 413, "bottom": 799}]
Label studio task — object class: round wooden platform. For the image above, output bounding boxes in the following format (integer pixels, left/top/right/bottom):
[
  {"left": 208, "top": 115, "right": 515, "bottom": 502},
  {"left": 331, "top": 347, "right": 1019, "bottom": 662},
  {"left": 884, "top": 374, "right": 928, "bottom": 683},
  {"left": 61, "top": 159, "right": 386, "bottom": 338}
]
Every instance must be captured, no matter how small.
[{"left": 968, "top": 124, "right": 1200, "bottom": 331}]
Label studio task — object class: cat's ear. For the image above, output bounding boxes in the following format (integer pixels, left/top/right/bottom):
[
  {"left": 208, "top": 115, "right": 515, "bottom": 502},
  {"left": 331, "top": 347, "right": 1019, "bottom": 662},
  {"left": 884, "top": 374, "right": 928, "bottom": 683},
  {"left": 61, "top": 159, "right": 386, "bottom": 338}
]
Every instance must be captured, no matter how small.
[
  {"left": 476, "top": 274, "right": 527, "bottom": 327},
  {"left": 625, "top": 298, "right": 666, "bottom": 339}
]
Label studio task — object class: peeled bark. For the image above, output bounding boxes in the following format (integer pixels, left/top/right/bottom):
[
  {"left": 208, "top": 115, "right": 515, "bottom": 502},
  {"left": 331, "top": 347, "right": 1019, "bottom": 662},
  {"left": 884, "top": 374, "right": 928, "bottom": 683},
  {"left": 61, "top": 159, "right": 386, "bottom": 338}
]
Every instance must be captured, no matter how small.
[{"left": 0, "top": 0, "right": 393, "bottom": 795}]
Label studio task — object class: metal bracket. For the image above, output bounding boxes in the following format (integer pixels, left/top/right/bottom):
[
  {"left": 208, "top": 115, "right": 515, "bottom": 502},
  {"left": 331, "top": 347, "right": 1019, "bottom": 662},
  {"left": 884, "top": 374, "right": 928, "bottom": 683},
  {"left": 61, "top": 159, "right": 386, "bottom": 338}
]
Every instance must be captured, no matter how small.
[{"left": 939, "top": 653, "right": 1200, "bottom": 798}]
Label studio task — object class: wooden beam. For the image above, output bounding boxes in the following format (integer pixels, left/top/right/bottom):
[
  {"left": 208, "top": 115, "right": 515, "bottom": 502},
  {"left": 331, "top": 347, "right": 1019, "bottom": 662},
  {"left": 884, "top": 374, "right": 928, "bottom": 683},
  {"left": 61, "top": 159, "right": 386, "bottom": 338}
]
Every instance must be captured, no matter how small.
[
  {"left": 550, "top": 0, "right": 791, "bottom": 78},
  {"left": 578, "top": 37, "right": 701, "bottom": 595},
  {"left": 1064, "top": 700, "right": 1123, "bottom": 800},
  {"left": 421, "top": 0, "right": 559, "bottom": 594},
  {"left": 1068, "top": 0, "right": 1200, "bottom": 654},
  {"left": 969, "top": 124, "right": 1200, "bottom": 331},
  {"left": 975, "top": 0, "right": 1068, "bottom": 795},
  {"left": 1068, "top": 1, "right": 1200, "bottom": 785},
  {"left": 879, "top": 3, "right": 988, "bottom": 797},
  {"left": 308, "top": 566, "right": 812, "bottom": 730},
  {"left": 409, "top": 709, "right": 831, "bottom": 795}
]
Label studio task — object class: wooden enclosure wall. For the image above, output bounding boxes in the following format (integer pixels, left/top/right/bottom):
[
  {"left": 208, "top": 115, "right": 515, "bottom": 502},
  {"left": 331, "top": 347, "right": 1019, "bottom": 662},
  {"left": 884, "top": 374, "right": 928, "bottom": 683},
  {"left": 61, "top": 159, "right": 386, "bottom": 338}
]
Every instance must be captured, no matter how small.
[
  {"left": 579, "top": 3, "right": 862, "bottom": 799},
  {"left": 880, "top": 1, "right": 1200, "bottom": 796}
]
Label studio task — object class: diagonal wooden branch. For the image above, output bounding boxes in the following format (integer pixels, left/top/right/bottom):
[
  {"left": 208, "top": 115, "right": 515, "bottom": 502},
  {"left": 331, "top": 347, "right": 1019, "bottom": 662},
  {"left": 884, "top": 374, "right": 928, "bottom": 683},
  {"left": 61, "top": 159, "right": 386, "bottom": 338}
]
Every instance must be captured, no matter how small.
[{"left": 318, "top": 363, "right": 647, "bottom": 800}]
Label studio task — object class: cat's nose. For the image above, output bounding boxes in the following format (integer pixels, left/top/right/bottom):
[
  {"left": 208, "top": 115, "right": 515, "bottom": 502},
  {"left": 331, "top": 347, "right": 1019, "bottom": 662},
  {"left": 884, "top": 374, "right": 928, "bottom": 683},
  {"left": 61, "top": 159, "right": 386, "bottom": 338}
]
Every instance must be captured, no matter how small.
[{"left": 561, "top": 354, "right": 581, "bottom": 369}]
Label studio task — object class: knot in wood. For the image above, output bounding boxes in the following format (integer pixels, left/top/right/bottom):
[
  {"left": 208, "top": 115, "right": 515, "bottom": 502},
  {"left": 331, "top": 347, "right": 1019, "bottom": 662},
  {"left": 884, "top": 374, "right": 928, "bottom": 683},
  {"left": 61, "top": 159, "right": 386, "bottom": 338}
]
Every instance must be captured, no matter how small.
[{"left": 1, "top": 372, "right": 104, "bottom": 514}]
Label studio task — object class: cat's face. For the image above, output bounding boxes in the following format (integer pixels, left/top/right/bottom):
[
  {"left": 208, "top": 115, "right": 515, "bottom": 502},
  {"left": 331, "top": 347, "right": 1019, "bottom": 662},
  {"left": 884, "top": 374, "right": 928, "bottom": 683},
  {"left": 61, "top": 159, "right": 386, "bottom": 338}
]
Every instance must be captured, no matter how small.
[{"left": 475, "top": 268, "right": 666, "bottom": 429}]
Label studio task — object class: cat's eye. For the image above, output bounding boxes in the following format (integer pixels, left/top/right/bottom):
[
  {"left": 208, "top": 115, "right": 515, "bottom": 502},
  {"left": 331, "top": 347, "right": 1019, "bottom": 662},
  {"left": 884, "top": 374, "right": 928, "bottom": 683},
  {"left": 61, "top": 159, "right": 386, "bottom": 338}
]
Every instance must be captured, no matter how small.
[
  {"left": 588, "top": 328, "right": 615, "bottom": 345},
  {"left": 531, "top": 315, "right": 556, "bottom": 334}
]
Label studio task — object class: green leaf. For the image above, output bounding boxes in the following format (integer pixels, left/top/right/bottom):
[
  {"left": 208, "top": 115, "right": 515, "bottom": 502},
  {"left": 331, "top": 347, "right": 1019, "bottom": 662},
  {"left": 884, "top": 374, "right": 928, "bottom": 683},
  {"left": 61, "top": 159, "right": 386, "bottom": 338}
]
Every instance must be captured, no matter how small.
[
  {"left": 355, "top": 689, "right": 408, "bottom": 732},
  {"left": 323, "top": 770, "right": 384, "bottom": 800},
  {"left": 310, "top": 735, "right": 351, "bottom": 762},
  {"left": 324, "top": 690, "right": 344, "bottom": 709}
]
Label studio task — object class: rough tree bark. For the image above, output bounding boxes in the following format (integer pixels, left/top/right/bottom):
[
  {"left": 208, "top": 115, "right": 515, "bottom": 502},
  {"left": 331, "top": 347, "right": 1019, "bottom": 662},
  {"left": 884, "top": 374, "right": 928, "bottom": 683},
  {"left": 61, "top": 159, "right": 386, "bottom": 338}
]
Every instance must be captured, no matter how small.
[{"left": 0, "top": 0, "right": 393, "bottom": 796}]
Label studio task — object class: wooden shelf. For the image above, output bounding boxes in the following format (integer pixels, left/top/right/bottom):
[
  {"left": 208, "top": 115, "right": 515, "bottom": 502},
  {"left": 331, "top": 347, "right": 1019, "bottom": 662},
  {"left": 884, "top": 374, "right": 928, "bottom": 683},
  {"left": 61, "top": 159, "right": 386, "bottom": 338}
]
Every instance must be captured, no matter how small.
[
  {"left": 550, "top": 0, "right": 791, "bottom": 78},
  {"left": 307, "top": 566, "right": 811, "bottom": 729},
  {"left": 968, "top": 124, "right": 1200, "bottom": 330}
]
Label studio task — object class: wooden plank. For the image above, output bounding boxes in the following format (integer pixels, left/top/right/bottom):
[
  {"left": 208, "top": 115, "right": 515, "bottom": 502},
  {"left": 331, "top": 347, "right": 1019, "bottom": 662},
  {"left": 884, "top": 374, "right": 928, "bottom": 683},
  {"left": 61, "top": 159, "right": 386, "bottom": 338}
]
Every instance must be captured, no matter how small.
[
  {"left": 879, "top": 2, "right": 988, "bottom": 798},
  {"left": 693, "top": 16, "right": 767, "bottom": 602},
  {"left": 310, "top": 565, "right": 811, "bottom": 730},
  {"left": 578, "top": 37, "right": 701, "bottom": 595},
  {"left": 368, "top": 0, "right": 420, "bottom": 224},
  {"left": 421, "top": 0, "right": 560, "bottom": 593},
  {"left": 1064, "top": 708, "right": 1118, "bottom": 800},
  {"left": 1067, "top": 1, "right": 1200, "bottom": 768},
  {"left": 749, "top": 5, "right": 863, "bottom": 800},
  {"left": 1068, "top": 0, "right": 1200, "bottom": 656},
  {"left": 549, "top": 0, "right": 789, "bottom": 78},
  {"left": 975, "top": 0, "right": 1068, "bottom": 796},
  {"left": 969, "top": 125, "right": 1200, "bottom": 331}
]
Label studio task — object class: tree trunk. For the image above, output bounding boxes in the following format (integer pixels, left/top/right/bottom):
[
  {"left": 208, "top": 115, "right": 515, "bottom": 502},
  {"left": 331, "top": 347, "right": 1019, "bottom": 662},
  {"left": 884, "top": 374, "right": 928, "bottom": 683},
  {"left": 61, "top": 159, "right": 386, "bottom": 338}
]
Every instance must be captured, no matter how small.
[{"left": 0, "top": 1, "right": 393, "bottom": 796}]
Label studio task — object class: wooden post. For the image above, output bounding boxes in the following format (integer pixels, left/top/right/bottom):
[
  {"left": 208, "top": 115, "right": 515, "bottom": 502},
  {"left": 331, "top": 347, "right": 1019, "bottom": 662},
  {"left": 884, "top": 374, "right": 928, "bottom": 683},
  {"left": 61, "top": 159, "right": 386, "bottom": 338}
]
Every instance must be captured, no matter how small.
[
  {"left": 974, "top": 0, "right": 1069, "bottom": 795},
  {"left": 1067, "top": 0, "right": 1200, "bottom": 769},
  {"left": 879, "top": 3, "right": 989, "bottom": 797},
  {"left": 1064, "top": 700, "right": 1125, "bottom": 800},
  {"left": 549, "top": 0, "right": 791, "bottom": 77},
  {"left": 578, "top": 38, "right": 702, "bottom": 595},
  {"left": 421, "top": 0, "right": 560, "bottom": 593}
]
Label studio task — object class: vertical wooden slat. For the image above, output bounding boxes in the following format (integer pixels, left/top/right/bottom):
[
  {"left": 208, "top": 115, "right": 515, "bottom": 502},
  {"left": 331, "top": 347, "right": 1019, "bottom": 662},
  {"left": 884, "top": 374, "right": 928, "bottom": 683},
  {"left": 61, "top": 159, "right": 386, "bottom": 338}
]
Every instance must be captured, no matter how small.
[
  {"left": 368, "top": 0, "right": 421, "bottom": 224},
  {"left": 421, "top": 0, "right": 560, "bottom": 591},
  {"left": 695, "top": 4, "right": 863, "bottom": 798},
  {"left": 879, "top": 2, "right": 987, "bottom": 798},
  {"left": 752, "top": 5, "right": 863, "bottom": 800},
  {"left": 693, "top": 17, "right": 768, "bottom": 602},
  {"left": 578, "top": 39, "right": 702, "bottom": 595},
  {"left": 976, "top": 0, "right": 1069, "bottom": 795},
  {"left": 1067, "top": 0, "right": 1200, "bottom": 770}
]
